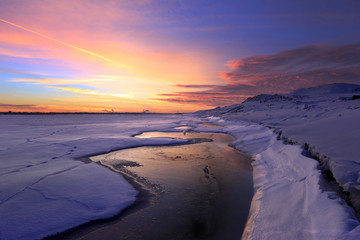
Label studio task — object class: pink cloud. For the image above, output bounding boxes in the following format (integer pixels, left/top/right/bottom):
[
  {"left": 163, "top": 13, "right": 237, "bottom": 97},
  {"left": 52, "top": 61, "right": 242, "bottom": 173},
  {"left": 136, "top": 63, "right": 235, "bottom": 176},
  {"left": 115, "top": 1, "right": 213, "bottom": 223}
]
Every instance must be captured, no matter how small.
[{"left": 225, "top": 59, "right": 245, "bottom": 69}]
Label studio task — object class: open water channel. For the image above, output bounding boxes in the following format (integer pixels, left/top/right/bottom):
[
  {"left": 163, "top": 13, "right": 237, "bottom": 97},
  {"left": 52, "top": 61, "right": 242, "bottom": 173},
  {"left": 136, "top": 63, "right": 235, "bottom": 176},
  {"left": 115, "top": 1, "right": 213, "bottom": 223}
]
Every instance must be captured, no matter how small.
[{"left": 58, "top": 124, "right": 253, "bottom": 240}]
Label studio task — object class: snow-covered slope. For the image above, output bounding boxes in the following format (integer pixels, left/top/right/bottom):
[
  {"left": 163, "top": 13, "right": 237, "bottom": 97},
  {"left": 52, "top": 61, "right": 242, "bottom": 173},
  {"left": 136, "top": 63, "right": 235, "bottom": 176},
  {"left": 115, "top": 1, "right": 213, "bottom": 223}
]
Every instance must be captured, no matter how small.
[
  {"left": 196, "top": 83, "right": 360, "bottom": 239},
  {"left": 221, "top": 121, "right": 359, "bottom": 239}
]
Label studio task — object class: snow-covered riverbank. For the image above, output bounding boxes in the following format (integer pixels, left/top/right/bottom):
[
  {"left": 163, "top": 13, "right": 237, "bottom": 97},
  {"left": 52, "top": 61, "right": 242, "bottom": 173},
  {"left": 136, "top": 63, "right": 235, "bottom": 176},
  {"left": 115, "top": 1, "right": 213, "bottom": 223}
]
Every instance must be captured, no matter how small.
[
  {"left": 197, "top": 119, "right": 360, "bottom": 239},
  {"left": 196, "top": 83, "right": 360, "bottom": 239}
]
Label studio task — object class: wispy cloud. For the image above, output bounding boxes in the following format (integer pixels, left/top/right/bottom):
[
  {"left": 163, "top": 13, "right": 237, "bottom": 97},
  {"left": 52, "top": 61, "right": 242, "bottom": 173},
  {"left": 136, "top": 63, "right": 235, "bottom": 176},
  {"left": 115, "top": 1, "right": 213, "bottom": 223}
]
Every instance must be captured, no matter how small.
[
  {"left": 0, "top": 103, "right": 67, "bottom": 113},
  {"left": 171, "top": 84, "right": 217, "bottom": 88},
  {"left": 10, "top": 77, "right": 116, "bottom": 85},
  {"left": 0, "top": 67, "right": 47, "bottom": 76},
  {"left": 158, "top": 44, "right": 360, "bottom": 106},
  {"left": 0, "top": 103, "right": 38, "bottom": 109},
  {"left": 47, "top": 86, "right": 134, "bottom": 99}
]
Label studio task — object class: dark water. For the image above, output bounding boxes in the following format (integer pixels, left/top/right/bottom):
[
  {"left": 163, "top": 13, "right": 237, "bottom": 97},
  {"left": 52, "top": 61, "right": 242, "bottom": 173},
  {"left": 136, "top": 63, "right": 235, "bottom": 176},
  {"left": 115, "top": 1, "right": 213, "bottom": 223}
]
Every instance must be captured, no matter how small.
[{"left": 68, "top": 130, "right": 253, "bottom": 240}]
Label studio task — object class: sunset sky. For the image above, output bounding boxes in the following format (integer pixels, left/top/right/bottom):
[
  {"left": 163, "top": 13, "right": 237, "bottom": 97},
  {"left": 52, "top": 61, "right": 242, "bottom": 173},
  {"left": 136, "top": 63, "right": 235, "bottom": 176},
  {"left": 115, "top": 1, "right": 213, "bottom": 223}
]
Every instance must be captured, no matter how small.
[{"left": 1, "top": 0, "right": 360, "bottom": 113}]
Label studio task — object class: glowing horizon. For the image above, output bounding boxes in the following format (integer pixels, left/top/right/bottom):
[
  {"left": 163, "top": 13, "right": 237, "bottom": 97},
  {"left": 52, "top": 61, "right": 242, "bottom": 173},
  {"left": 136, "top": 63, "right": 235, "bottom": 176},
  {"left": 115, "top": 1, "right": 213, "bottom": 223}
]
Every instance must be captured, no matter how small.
[{"left": 1, "top": 1, "right": 359, "bottom": 113}]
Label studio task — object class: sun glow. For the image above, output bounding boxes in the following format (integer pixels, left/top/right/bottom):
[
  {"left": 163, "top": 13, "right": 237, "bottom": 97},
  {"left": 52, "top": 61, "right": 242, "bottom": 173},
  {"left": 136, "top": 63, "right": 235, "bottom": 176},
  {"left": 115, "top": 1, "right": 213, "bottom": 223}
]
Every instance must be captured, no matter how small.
[{"left": 0, "top": 7, "right": 219, "bottom": 113}]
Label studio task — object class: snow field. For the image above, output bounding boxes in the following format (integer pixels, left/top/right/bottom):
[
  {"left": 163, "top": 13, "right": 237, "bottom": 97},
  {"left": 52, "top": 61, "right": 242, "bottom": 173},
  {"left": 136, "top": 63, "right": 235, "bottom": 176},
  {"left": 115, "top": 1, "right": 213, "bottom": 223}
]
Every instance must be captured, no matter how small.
[{"left": 0, "top": 114, "right": 195, "bottom": 240}]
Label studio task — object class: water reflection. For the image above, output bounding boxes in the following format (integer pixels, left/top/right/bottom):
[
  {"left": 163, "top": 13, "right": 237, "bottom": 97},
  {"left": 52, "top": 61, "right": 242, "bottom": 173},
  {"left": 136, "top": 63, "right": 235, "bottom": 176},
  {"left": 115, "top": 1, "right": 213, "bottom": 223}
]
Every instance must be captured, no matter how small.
[
  {"left": 135, "top": 131, "right": 216, "bottom": 139},
  {"left": 88, "top": 131, "right": 253, "bottom": 240},
  {"left": 173, "top": 126, "right": 193, "bottom": 130},
  {"left": 198, "top": 122, "right": 223, "bottom": 128}
]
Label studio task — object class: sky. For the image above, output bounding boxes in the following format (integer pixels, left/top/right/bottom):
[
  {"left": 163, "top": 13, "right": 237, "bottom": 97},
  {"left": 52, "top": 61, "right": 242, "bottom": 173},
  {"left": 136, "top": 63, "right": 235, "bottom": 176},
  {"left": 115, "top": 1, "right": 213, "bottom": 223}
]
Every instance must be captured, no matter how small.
[{"left": 0, "top": 0, "right": 359, "bottom": 113}]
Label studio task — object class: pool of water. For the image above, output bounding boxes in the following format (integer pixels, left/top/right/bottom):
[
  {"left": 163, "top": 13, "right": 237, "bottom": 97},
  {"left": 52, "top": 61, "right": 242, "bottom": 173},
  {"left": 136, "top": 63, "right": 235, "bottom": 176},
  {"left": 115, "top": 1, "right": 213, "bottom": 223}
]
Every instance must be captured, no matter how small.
[
  {"left": 198, "top": 122, "right": 224, "bottom": 128},
  {"left": 81, "top": 130, "right": 253, "bottom": 240}
]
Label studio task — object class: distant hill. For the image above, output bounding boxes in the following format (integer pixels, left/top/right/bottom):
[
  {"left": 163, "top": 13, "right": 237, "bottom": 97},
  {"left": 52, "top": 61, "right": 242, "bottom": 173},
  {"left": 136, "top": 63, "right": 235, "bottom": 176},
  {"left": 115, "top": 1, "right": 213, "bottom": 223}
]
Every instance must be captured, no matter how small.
[{"left": 195, "top": 83, "right": 360, "bottom": 115}]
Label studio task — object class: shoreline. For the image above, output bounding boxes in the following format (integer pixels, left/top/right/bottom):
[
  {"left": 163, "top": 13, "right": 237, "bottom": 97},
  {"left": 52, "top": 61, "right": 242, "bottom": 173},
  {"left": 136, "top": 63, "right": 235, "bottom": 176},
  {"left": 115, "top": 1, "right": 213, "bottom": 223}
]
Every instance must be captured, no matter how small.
[{"left": 45, "top": 157, "right": 155, "bottom": 240}]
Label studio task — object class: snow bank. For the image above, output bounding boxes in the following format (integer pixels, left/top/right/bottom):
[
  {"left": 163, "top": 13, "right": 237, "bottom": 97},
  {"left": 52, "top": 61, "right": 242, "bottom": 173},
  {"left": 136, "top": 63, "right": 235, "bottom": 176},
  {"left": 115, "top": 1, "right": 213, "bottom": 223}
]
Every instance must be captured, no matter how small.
[
  {"left": 204, "top": 118, "right": 360, "bottom": 239},
  {"left": 204, "top": 84, "right": 360, "bottom": 213},
  {"left": 0, "top": 114, "right": 196, "bottom": 240}
]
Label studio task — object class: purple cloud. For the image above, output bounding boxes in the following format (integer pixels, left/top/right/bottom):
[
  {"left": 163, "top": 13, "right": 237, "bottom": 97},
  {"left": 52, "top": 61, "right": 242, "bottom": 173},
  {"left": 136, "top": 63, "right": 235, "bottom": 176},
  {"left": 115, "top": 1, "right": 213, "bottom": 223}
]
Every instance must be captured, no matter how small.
[{"left": 158, "top": 44, "right": 360, "bottom": 106}]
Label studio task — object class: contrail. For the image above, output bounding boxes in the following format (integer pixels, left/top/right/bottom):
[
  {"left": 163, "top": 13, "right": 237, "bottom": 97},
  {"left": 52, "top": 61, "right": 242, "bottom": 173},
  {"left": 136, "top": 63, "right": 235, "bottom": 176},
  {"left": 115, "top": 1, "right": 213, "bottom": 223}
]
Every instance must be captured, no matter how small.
[{"left": 0, "top": 18, "right": 128, "bottom": 68}]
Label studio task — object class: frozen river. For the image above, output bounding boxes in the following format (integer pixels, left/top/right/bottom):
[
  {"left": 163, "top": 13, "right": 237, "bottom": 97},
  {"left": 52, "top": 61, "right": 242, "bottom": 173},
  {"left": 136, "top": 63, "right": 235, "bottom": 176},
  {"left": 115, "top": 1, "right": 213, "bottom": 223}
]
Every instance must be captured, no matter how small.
[
  {"left": 1, "top": 110, "right": 359, "bottom": 240},
  {"left": 64, "top": 130, "right": 254, "bottom": 239}
]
